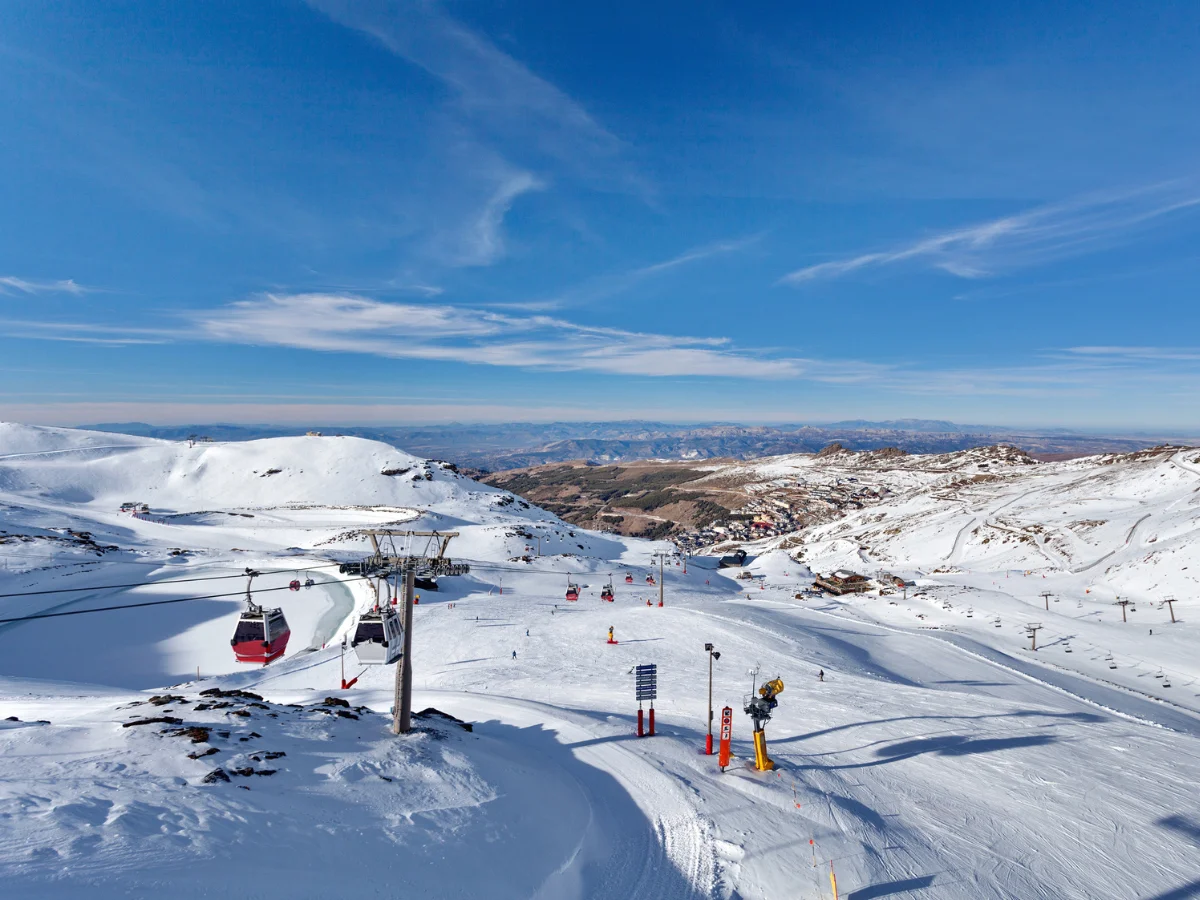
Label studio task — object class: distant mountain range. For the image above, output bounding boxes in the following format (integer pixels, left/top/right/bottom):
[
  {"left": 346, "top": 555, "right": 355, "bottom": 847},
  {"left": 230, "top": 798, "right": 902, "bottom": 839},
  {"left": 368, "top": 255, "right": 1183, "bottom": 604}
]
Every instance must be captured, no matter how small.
[{"left": 82, "top": 420, "right": 1197, "bottom": 473}]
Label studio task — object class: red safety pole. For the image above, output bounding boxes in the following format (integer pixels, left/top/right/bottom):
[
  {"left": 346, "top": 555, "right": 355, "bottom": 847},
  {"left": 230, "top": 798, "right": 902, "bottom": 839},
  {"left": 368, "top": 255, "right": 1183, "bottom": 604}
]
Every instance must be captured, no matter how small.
[
  {"left": 648, "top": 706, "right": 655, "bottom": 736},
  {"left": 718, "top": 706, "right": 732, "bottom": 771},
  {"left": 637, "top": 706, "right": 644, "bottom": 737}
]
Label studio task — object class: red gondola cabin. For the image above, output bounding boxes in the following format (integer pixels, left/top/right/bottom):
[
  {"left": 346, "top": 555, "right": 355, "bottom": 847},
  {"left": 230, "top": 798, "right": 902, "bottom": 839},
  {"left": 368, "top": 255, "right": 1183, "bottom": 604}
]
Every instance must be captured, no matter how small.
[{"left": 231, "top": 606, "right": 290, "bottom": 665}]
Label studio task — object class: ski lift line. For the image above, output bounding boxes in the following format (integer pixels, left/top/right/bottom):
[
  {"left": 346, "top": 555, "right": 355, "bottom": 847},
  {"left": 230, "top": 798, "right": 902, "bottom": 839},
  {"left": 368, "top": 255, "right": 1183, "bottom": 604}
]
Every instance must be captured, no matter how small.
[
  {"left": 461, "top": 560, "right": 672, "bottom": 576},
  {"left": 0, "top": 552, "right": 340, "bottom": 571},
  {"left": 0, "top": 561, "right": 344, "bottom": 601},
  {"left": 0, "top": 575, "right": 374, "bottom": 625}
]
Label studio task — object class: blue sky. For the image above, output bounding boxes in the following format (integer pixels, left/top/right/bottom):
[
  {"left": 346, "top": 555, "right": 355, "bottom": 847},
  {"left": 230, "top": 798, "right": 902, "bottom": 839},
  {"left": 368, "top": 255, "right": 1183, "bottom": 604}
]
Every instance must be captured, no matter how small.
[{"left": 2, "top": 0, "right": 1199, "bottom": 429}]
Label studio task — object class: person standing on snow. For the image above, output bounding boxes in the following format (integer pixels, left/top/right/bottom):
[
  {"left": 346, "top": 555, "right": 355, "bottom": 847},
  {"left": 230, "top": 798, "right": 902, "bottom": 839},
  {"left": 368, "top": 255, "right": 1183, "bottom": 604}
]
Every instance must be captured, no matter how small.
[
  {"left": 818, "top": 669, "right": 824, "bottom": 682},
  {"left": 512, "top": 650, "right": 517, "bottom": 660}
]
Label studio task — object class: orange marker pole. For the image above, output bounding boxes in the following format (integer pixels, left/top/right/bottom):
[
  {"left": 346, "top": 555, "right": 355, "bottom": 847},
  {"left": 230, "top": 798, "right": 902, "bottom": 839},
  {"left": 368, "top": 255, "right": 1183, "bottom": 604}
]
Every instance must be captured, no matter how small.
[{"left": 830, "top": 861, "right": 839, "bottom": 900}]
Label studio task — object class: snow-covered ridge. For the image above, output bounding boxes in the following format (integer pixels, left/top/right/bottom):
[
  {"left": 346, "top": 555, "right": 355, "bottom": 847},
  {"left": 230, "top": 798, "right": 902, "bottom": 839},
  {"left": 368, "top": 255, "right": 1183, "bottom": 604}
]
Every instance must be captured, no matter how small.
[{"left": 0, "top": 423, "right": 495, "bottom": 510}]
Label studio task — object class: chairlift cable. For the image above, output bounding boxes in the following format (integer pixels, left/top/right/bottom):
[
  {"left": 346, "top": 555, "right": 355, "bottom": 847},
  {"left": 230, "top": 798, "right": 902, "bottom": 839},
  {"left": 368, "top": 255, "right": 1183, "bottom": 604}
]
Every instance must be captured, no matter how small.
[
  {"left": 0, "top": 575, "right": 373, "bottom": 625},
  {"left": 0, "top": 561, "right": 343, "bottom": 601}
]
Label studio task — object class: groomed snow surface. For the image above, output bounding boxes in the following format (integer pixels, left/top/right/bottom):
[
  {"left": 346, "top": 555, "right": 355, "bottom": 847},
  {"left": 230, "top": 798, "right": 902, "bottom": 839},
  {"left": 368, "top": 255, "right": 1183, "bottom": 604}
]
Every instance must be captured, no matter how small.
[{"left": 2, "top": 425, "right": 1199, "bottom": 899}]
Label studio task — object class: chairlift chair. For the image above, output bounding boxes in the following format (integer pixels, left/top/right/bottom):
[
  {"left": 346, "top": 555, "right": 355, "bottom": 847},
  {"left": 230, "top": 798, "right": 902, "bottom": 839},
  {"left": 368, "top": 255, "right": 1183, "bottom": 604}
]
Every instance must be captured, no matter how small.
[
  {"left": 646, "top": 574, "right": 656, "bottom": 585},
  {"left": 304, "top": 575, "right": 315, "bottom": 589},
  {"left": 601, "top": 578, "right": 614, "bottom": 602},
  {"left": 289, "top": 571, "right": 301, "bottom": 591},
  {"left": 625, "top": 573, "right": 634, "bottom": 584},
  {"left": 565, "top": 580, "right": 580, "bottom": 602},
  {"left": 230, "top": 569, "right": 291, "bottom": 665},
  {"left": 351, "top": 604, "right": 404, "bottom": 666}
]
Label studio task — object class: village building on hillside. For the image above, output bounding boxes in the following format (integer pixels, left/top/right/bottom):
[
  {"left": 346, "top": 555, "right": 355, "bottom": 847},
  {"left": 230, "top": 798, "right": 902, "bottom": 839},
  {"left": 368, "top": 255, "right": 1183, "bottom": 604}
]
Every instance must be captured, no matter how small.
[
  {"left": 719, "top": 548, "right": 748, "bottom": 568},
  {"left": 813, "top": 569, "right": 872, "bottom": 595}
]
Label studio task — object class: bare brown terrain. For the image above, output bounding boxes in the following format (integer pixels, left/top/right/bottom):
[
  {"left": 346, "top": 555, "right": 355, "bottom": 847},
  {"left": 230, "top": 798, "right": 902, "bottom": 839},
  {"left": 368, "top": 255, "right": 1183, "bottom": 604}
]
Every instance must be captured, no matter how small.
[{"left": 481, "top": 459, "right": 738, "bottom": 539}]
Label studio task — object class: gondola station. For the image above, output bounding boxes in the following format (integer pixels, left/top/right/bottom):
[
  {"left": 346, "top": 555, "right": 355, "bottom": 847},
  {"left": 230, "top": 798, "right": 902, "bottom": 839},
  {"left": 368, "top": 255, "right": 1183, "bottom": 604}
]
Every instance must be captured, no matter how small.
[{"left": 229, "top": 568, "right": 291, "bottom": 665}]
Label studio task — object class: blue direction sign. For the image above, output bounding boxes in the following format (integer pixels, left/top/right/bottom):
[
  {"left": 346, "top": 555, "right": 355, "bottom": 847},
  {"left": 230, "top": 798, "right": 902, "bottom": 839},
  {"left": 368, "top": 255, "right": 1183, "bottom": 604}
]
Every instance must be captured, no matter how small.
[{"left": 635, "top": 663, "right": 658, "bottom": 702}]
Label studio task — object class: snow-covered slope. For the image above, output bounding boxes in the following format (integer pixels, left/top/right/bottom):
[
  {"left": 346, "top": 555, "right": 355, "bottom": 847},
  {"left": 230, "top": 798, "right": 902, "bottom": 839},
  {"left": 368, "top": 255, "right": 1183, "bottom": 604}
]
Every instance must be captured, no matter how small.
[
  {"left": 2, "top": 425, "right": 1200, "bottom": 900},
  {"left": 785, "top": 445, "right": 1200, "bottom": 711}
]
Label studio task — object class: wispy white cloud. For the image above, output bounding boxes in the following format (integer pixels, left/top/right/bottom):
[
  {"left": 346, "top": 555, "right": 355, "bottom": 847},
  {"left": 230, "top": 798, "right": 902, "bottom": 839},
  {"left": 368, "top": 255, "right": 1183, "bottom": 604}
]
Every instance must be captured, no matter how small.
[
  {"left": 308, "top": 0, "right": 643, "bottom": 270},
  {"left": 1064, "top": 345, "right": 1200, "bottom": 362},
  {"left": 394, "top": 283, "right": 445, "bottom": 297},
  {"left": 194, "top": 292, "right": 803, "bottom": 379},
  {"left": 780, "top": 182, "right": 1200, "bottom": 285},
  {"left": 0, "top": 276, "right": 90, "bottom": 296},
  {"left": 307, "top": 0, "right": 626, "bottom": 178},
  {"left": 0, "top": 318, "right": 174, "bottom": 345},
  {"left": 450, "top": 170, "right": 545, "bottom": 266},
  {"left": 630, "top": 235, "right": 763, "bottom": 278},
  {"left": 541, "top": 235, "right": 762, "bottom": 310}
]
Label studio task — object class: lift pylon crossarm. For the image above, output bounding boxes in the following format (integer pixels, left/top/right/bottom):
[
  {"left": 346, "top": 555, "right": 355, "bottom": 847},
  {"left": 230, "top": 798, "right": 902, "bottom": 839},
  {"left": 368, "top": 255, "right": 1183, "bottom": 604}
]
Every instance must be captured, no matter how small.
[{"left": 351, "top": 531, "right": 466, "bottom": 735}]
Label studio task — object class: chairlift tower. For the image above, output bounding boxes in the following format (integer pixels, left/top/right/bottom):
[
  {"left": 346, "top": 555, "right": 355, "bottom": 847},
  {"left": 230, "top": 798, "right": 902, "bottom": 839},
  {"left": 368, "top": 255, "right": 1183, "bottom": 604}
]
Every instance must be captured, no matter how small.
[
  {"left": 650, "top": 551, "right": 669, "bottom": 607},
  {"left": 1024, "top": 623, "right": 1043, "bottom": 651},
  {"left": 355, "top": 530, "right": 470, "bottom": 734}
]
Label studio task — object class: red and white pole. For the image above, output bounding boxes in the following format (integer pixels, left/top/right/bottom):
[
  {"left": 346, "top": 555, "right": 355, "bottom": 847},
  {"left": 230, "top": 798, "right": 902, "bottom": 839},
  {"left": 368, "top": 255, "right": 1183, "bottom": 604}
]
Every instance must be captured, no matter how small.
[{"left": 718, "top": 706, "right": 732, "bottom": 771}]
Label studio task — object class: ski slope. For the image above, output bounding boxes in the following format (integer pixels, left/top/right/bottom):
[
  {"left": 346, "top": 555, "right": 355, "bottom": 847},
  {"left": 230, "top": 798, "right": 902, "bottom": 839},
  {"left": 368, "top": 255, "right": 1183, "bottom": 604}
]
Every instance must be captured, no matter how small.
[{"left": 2, "top": 424, "right": 1200, "bottom": 899}]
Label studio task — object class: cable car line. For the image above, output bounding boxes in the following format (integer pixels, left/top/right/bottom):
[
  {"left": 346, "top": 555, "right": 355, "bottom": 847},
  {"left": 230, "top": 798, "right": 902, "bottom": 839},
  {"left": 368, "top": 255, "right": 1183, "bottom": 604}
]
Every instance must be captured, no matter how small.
[
  {"left": 0, "top": 575, "right": 373, "bottom": 625},
  {"left": 0, "top": 561, "right": 343, "bottom": 601}
]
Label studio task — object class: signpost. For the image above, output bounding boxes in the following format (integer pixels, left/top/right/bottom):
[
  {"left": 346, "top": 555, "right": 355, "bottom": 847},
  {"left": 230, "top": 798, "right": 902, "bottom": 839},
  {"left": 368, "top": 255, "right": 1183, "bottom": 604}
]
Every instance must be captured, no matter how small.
[
  {"left": 635, "top": 663, "right": 657, "bottom": 737},
  {"left": 718, "top": 706, "right": 732, "bottom": 771}
]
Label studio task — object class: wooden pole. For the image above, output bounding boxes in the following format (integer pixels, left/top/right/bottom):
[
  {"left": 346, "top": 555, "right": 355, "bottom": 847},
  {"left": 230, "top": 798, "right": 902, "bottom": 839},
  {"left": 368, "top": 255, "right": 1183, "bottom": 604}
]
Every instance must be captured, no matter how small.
[{"left": 1026, "top": 624, "right": 1042, "bottom": 651}]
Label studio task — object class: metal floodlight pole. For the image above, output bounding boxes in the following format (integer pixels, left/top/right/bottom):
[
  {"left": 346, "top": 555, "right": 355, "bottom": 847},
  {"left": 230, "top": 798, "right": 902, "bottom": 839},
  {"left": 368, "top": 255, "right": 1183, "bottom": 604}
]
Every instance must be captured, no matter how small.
[
  {"left": 659, "top": 554, "right": 665, "bottom": 607},
  {"left": 704, "top": 643, "right": 720, "bottom": 755},
  {"left": 708, "top": 648, "right": 714, "bottom": 742}
]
